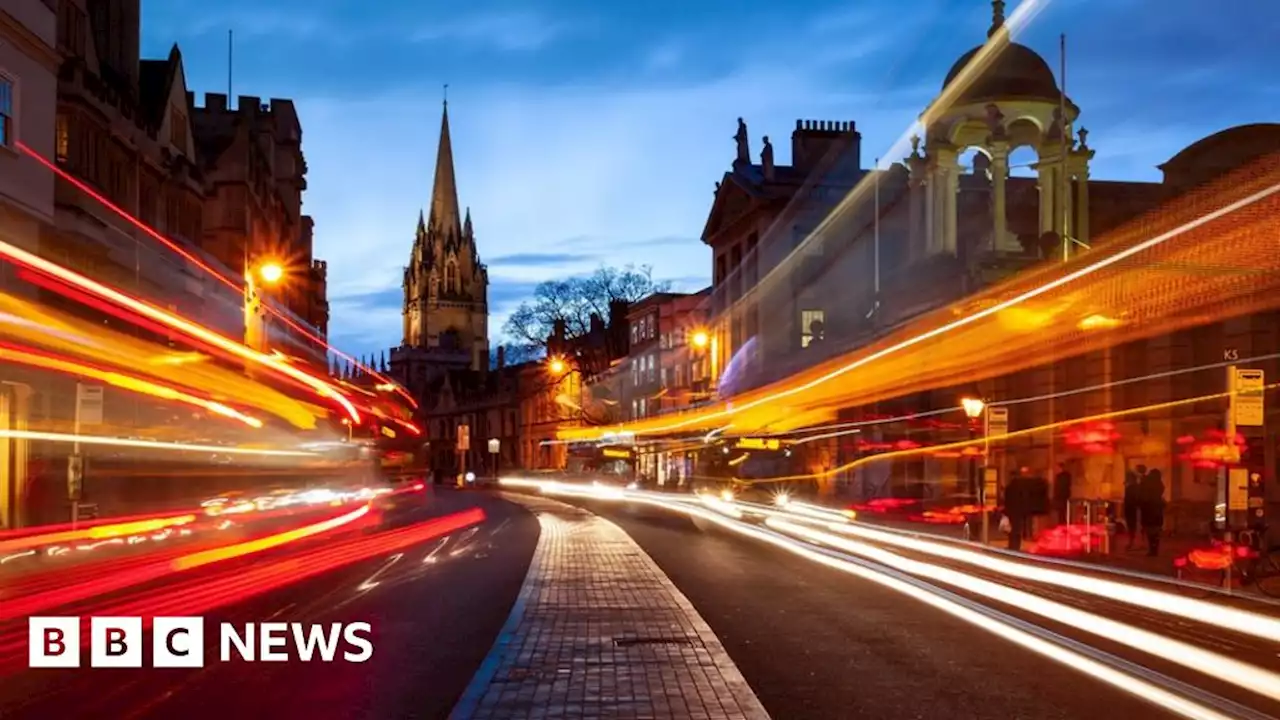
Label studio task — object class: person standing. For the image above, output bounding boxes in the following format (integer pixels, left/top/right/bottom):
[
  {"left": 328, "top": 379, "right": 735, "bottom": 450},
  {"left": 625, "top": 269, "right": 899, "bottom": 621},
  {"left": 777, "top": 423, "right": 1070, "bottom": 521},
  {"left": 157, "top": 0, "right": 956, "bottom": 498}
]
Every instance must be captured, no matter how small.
[
  {"left": 1053, "top": 462, "right": 1072, "bottom": 526},
  {"left": 1140, "top": 468, "right": 1166, "bottom": 557},
  {"left": 1004, "top": 467, "right": 1033, "bottom": 551},
  {"left": 1123, "top": 465, "right": 1145, "bottom": 549}
]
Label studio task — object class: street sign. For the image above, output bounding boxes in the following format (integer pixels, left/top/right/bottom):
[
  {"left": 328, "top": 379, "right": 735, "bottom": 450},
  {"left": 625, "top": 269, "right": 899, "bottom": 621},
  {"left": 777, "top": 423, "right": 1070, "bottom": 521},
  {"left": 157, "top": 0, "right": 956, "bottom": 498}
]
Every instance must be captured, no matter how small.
[
  {"left": 456, "top": 424, "right": 470, "bottom": 451},
  {"left": 1228, "top": 468, "right": 1249, "bottom": 511},
  {"left": 76, "top": 383, "right": 104, "bottom": 426},
  {"left": 488, "top": 438, "right": 500, "bottom": 454},
  {"left": 985, "top": 407, "right": 1009, "bottom": 438},
  {"left": 1233, "top": 368, "right": 1264, "bottom": 426},
  {"left": 1223, "top": 348, "right": 1240, "bottom": 361}
]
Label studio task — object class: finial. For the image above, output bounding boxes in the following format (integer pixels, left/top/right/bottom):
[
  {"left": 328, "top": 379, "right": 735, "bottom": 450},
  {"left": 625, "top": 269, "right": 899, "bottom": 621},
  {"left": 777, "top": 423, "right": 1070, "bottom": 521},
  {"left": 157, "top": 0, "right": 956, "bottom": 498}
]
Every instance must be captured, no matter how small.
[
  {"left": 989, "top": 0, "right": 1006, "bottom": 38},
  {"left": 1077, "top": 127, "right": 1089, "bottom": 148},
  {"left": 910, "top": 134, "right": 921, "bottom": 154},
  {"left": 443, "top": 83, "right": 449, "bottom": 107}
]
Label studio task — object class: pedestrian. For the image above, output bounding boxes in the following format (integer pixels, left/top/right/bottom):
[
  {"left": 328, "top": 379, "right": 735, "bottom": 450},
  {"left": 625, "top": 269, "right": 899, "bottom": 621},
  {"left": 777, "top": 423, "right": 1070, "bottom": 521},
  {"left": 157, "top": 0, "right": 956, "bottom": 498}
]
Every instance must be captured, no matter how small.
[
  {"left": 1140, "top": 468, "right": 1166, "bottom": 557},
  {"left": 1004, "top": 467, "right": 1033, "bottom": 551},
  {"left": 1123, "top": 465, "right": 1145, "bottom": 549},
  {"left": 1053, "top": 462, "right": 1072, "bottom": 526}
]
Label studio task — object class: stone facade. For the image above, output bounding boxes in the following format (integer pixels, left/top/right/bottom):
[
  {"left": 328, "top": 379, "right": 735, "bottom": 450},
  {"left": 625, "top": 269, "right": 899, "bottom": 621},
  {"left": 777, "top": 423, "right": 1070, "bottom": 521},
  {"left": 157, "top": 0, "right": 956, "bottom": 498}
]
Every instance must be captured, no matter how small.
[{"left": 390, "top": 100, "right": 489, "bottom": 398}]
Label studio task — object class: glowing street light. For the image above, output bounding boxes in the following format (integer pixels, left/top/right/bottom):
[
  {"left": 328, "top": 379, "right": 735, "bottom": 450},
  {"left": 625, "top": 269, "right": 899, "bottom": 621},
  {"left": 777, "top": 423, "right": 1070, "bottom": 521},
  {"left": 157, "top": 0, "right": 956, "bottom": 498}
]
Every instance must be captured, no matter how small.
[
  {"left": 961, "top": 397, "right": 986, "bottom": 419},
  {"left": 256, "top": 262, "right": 284, "bottom": 285},
  {"left": 690, "top": 330, "right": 710, "bottom": 349},
  {"left": 548, "top": 357, "right": 566, "bottom": 374}
]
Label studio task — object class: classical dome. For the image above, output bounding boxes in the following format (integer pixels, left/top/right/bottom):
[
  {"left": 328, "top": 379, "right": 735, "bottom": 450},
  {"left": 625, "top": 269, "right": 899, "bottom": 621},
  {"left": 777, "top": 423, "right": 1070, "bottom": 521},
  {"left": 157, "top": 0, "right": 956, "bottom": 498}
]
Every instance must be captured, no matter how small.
[
  {"left": 942, "top": 42, "right": 1061, "bottom": 105},
  {"left": 1160, "top": 123, "right": 1280, "bottom": 192}
]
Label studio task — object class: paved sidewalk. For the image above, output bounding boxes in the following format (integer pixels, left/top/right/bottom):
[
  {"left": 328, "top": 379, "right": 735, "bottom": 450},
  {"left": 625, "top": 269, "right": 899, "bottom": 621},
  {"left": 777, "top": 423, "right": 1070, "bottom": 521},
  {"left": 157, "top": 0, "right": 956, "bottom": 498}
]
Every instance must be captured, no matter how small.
[{"left": 450, "top": 494, "right": 770, "bottom": 720}]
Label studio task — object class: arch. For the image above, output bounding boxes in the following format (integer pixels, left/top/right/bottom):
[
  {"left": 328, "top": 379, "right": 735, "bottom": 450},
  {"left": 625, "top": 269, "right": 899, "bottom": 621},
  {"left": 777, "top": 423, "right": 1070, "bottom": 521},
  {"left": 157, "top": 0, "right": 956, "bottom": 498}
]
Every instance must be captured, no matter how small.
[{"left": 1008, "top": 145, "right": 1039, "bottom": 178}]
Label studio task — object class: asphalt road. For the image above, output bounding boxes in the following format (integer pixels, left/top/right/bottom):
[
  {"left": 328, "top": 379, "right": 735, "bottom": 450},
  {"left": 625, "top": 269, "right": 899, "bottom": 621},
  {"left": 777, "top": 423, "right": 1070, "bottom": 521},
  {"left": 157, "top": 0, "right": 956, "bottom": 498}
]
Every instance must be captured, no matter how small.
[
  {"left": 573, "top": 498, "right": 1177, "bottom": 720},
  {"left": 0, "top": 488, "right": 538, "bottom": 720}
]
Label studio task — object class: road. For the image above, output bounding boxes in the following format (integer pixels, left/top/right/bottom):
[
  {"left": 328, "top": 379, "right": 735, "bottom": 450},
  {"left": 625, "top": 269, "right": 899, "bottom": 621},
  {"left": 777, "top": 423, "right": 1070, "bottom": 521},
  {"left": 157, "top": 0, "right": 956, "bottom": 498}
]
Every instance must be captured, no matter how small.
[
  {"left": 5, "top": 486, "right": 1275, "bottom": 719},
  {"left": 571, "top": 498, "right": 1174, "bottom": 720},
  {"left": 0, "top": 489, "right": 537, "bottom": 720}
]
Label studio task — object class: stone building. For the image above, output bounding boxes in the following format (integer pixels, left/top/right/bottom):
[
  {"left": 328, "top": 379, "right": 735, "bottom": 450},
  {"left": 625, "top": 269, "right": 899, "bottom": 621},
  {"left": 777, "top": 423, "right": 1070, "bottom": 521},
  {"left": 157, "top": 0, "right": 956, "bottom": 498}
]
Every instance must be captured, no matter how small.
[
  {"left": 0, "top": 0, "right": 57, "bottom": 530},
  {"left": 683, "top": 1, "right": 1280, "bottom": 532},
  {"left": 390, "top": 100, "right": 489, "bottom": 399},
  {"left": 190, "top": 91, "right": 328, "bottom": 355}
]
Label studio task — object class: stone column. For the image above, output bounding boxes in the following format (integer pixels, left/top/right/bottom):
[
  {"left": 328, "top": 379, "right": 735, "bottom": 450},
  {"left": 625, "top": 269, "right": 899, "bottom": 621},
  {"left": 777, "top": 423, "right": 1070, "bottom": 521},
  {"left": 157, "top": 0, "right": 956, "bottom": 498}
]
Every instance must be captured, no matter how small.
[
  {"left": 1036, "top": 159, "right": 1055, "bottom": 237},
  {"left": 907, "top": 153, "right": 927, "bottom": 264},
  {"left": 989, "top": 141, "right": 1017, "bottom": 253},
  {"left": 932, "top": 145, "right": 960, "bottom": 255},
  {"left": 1075, "top": 161, "right": 1091, "bottom": 248}
]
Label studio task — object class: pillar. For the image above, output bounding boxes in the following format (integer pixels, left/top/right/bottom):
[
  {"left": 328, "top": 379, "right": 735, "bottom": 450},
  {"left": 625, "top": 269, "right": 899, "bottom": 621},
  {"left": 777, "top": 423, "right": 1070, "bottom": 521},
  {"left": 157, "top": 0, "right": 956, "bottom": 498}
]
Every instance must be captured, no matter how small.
[
  {"left": 989, "top": 141, "right": 1017, "bottom": 253},
  {"left": 1075, "top": 164, "right": 1091, "bottom": 248},
  {"left": 1036, "top": 161, "right": 1055, "bottom": 237},
  {"left": 933, "top": 146, "right": 960, "bottom": 255}
]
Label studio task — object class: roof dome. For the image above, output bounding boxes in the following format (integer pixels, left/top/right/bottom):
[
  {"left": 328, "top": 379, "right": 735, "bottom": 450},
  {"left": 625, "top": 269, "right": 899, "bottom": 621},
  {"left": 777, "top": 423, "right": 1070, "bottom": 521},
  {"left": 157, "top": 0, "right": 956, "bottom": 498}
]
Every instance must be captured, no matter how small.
[
  {"left": 1160, "top": 123, "right": 1280, "bottom": 192},
  {"left": 942, "top": 42, "right": 1061, "bottom": 105}
]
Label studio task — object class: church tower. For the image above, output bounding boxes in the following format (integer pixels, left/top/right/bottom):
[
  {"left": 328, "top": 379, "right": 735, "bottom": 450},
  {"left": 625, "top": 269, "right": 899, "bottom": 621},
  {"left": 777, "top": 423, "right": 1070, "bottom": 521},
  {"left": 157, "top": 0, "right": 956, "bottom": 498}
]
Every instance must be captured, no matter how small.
[{"left": 393, "top": 99, "right": 489, "bottom": 393}]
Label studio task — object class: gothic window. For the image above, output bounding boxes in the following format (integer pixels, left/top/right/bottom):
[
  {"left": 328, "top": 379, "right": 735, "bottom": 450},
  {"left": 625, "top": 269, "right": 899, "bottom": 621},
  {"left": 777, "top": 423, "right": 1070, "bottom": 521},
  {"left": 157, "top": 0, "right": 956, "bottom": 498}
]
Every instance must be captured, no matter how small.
[{"left": 445, "top": 262, "right": 458, "bottom": 294}]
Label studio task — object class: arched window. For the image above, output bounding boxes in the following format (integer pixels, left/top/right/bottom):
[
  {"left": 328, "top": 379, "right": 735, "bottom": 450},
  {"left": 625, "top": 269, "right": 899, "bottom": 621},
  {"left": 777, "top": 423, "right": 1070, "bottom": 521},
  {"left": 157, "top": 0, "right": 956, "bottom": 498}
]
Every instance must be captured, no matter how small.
[{"left": 445, "top": 262, "right": 458, "bottom": 294}]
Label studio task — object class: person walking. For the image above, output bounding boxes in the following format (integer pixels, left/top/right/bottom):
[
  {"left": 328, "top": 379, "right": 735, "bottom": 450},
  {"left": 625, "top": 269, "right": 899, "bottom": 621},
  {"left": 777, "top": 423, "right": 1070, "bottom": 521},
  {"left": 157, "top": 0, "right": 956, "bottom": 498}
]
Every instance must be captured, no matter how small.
[
  {"left": 1140, "top": 468, "right": 1166, "bottom": 557},
  {"left": 1123, "top": 465, "right": 1146, "bottom": 550}
]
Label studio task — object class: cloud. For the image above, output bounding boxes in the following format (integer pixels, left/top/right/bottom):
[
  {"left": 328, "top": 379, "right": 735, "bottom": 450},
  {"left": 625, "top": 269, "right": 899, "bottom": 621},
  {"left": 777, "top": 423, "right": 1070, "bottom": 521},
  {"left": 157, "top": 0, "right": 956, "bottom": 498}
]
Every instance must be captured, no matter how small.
[
  {"left": 411, "top": 11, "right": 573, "bottom": 52},
  {"left": 488, "top": 252, "right": 597, "bottom": 266}
]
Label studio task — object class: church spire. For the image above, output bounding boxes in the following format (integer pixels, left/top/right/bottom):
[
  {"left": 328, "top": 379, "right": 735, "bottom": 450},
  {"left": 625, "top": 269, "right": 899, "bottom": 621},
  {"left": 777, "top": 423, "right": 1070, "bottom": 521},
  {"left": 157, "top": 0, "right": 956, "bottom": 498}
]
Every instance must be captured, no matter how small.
[{"left": 428, "top": 97, "right": 463, "bottom": 242}]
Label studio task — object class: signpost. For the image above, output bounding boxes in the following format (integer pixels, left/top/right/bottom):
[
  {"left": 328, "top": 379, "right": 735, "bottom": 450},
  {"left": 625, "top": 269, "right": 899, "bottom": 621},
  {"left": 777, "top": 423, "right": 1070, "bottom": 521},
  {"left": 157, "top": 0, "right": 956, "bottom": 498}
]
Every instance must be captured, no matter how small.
[
  {"left": 69, "top": 383, "right": 103, "bottom": 528},
  {"left": 1223, "top": 367, "right": 1266, "bottom": 532},
  {"left": 1233, "top": 368, "right": 1264, "bottom": 427},
  {"left": 981, "top": 406, "right": 1009, "bottom": 544},
  {"left": 456, "top": 424, "right": 470, "bottom": 486},
  {"left": 488, "top": 438, "right": 500, "bottom": 477}
]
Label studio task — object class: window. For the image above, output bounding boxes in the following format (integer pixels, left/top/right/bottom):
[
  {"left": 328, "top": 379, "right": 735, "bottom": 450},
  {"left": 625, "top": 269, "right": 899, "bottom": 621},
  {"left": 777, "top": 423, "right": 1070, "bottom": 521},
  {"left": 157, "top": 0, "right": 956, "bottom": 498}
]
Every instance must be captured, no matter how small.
[
  {"left": 801, "top": 309, "right": 826, "bottom": 348},
  {"left": 55, "top": 113, "right": 69, "bottom": 161},
  {"left": 0, "top": 76, "right": 13, "bottom": 149},
  {"left": 445, "top": 262, "right": 458, "bottom": 294},
  {"left": 631, "top": 323, "right": 638, "bottom": 345}
]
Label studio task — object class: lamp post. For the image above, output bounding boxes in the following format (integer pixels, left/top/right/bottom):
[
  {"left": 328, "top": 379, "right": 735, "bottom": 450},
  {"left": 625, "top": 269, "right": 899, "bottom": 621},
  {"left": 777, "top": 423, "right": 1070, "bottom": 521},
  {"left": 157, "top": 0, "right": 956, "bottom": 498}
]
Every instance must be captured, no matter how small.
[
  {"left": 244, "top": 259, "right": 284, "bottom": 353},
  {"left": 961, "top": 396, "right": 986, "bottom": 543}
]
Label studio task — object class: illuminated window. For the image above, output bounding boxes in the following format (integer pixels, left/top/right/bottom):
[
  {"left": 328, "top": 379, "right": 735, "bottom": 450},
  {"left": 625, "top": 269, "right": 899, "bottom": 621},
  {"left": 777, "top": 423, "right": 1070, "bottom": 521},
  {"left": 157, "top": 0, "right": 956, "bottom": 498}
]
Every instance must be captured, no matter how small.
[
  {"left": 55, "top": 113, "right": 69, "bottom": 161},
  {"left": 801, "top": 309, "right": 825, "bottom": 348},
  {"left": 0, "top": 76, "right": 13, "bottom": 149}
]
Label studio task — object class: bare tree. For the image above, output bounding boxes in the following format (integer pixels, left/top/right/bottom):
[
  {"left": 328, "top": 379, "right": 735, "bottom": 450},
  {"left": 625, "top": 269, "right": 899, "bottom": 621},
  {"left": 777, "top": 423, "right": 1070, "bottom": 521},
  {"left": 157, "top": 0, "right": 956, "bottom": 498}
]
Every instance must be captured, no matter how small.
[{"left": 502, "top": 264, "right": 670, "bottom": 358}]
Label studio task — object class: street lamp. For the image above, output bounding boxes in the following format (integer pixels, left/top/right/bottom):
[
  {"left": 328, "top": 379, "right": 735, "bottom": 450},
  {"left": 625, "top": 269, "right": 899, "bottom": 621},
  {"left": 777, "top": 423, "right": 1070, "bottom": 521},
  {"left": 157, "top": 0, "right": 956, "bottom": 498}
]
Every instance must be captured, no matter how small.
[
  {"left": 961, "top": 396, "right": 989, "bottom": 544},
  {"left": 256, "top": 261, "right": 285, "bottom": 285},
  {"left": 961, "top": 396, "right": 984, "bottom": 499},
  {"left": 690, "top": 330, "right": 709, "bottom": 349},
  {"left": 244, "top": 259, "right": 284, "bottom": 355},
  {"left": 548, "top": 357, "right": 566, "bottom": 374}
]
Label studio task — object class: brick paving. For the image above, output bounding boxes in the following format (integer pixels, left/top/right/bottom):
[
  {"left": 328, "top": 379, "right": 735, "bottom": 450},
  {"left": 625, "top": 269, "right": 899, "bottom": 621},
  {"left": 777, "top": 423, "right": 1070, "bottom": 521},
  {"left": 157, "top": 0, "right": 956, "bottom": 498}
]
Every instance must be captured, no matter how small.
[{"left": 450, "top": 494, "right": 770, "bottom": 720}]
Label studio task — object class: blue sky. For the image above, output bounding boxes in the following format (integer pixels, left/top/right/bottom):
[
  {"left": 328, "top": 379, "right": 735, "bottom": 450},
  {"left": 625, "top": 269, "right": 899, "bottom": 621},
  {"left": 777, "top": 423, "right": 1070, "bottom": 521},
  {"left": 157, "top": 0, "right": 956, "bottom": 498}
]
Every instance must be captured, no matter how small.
[{"left": 139, "top": 0, "right": 1280, "bottom": 361}]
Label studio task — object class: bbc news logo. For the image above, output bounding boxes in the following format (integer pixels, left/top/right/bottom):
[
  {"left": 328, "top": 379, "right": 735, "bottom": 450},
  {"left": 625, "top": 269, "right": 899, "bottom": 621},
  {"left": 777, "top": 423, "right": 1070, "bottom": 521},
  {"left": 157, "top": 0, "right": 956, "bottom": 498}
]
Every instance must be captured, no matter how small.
[{"left": 29, "top": 617, "right": 373, "bottom": 668}]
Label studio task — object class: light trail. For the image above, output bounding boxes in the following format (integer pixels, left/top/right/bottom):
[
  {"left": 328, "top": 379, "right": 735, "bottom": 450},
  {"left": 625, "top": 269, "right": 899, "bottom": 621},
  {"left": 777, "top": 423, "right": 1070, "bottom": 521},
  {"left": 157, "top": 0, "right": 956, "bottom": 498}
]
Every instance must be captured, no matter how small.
[
  {"left": 15, "top": 140, "right": 415, "bottom": 409},
  {"left": 780, "top": 349, "right": 1280, "bottom": 445},
  {"left": 791, "top": 515, "right": 1280, "bottom": 643},
  {"left": 0, "top": 429, "right": 315, "bottom": 457},
  {"left": 727, "top": 383, "right": 1277, "bottom": 484},
  {"left": 768, "top": 517, "right": 1280, "bottom": 703},
  {"left": 561, "top": 170, "right": 1280, "bottom": 441},
  {"left": 499, "top": 478, "right": 1254, "bottom": 720},
  {"left": 0, "top": 342, "right": 264, "bottom": 428},
  {"left": 0, "top": 238, "right": 360, "bottom": 422}
]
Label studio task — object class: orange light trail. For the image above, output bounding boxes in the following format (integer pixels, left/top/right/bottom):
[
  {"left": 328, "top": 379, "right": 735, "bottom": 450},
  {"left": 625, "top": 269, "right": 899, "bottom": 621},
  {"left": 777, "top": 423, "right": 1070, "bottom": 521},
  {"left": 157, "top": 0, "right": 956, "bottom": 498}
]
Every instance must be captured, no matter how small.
[
  {"left": 0, "top": 514, "right": 197, "bottom": 554},
  {"left": 0, "top": 238, "right": 360, "bottom": 422},
  {"left": 0, "top": 342, "right": 264, "bottom": 428},
  {"left": 17, "top": 140, "right": 415, "bottom": 408},
  {"left": 171, "top": 504, "right": 370, "bottom": 571},
  {"left": 0, "top": 429, "right": 315, "bottom": 457},
  {"left": 562, "top": 162, "right": 1280, "bottom": 441}
]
